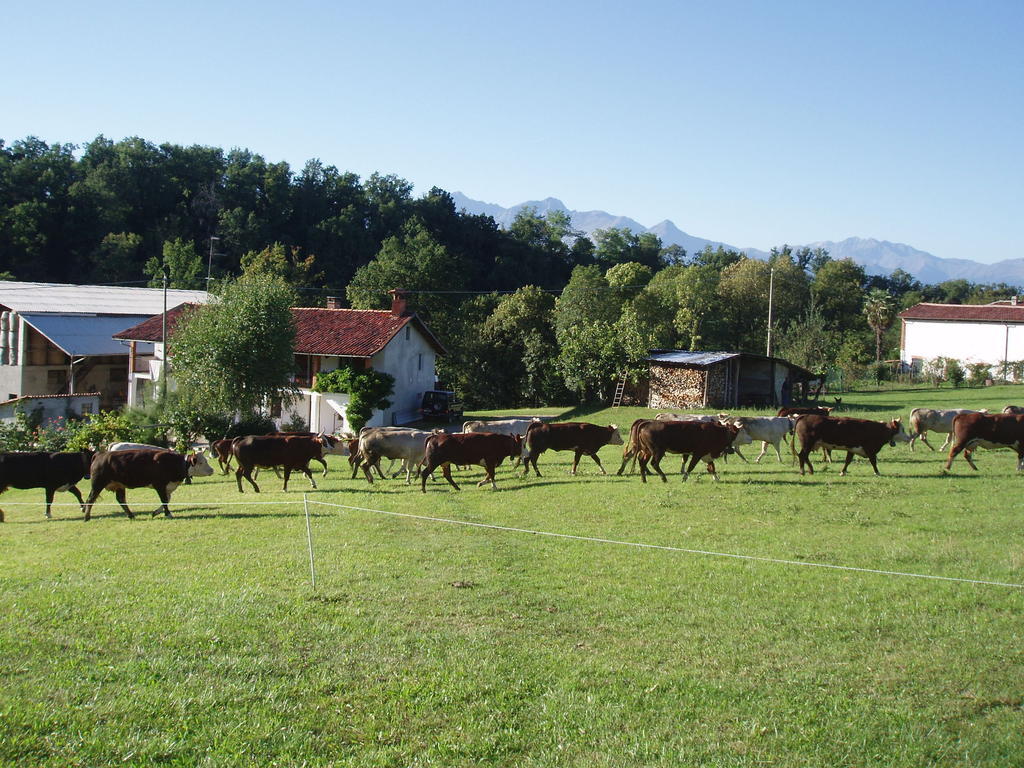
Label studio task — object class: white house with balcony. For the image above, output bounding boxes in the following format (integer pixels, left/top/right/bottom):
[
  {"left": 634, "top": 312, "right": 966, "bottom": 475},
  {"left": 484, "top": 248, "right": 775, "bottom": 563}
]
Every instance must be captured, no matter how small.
[
  {"left": 113, "top": 292, "right": 445, "bottom": 433},
  {"left": 899, "top": 300, "right": 1024, "bottom": 374}
]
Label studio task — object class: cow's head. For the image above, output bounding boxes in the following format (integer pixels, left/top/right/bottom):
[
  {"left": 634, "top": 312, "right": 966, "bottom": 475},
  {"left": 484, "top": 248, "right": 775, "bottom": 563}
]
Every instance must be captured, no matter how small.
[
  {"left": 509, "top": 434, "right": 524, "bottom": 458},
  {"left": 726, "top": 422, "right": 753, "bottom": 447},
  {"left": 186, "top": 452, "right": 215, "bottom": 477},
  {"left": 606, "top": 424, "right": 624, "bottom": 446},
  {"left": 888, "top": 416, "right": 910, "bottom": 445},
  {"left": 317, "top": 433, "right": 349, "bottom": 456}
]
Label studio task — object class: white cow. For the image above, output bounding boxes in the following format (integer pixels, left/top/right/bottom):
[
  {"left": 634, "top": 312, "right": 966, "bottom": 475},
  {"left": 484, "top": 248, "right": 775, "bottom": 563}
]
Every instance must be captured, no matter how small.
[
  {"left": 462, "top": 418, "right": 541, "bottom": 436},
  {"left": 908, "top": 408, "right": 988, "bottom": 451},
  {"left": 722, "top": 416, "right": 794, "bottom": 463},
  {"left": 106, "top": 443, "right": 215, "bottom": 478},
  {"left": 654, "top": 413, "right": 721, "bottom": 422},
  {"left": 356, "top": 428, "right": 438, "bottom": 484}
]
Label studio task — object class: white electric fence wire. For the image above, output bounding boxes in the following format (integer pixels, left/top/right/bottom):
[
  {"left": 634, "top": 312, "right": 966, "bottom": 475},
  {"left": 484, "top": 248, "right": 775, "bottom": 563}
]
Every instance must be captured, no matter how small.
[{"left": 308, "top": 500, "right": 1024, "bottom": 591}]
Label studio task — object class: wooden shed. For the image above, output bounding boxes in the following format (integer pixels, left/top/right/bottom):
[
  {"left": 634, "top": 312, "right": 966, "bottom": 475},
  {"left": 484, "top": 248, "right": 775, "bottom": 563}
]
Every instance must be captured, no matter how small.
[{"left": 646, "top": 350, "right": 816, "bottom": 410}]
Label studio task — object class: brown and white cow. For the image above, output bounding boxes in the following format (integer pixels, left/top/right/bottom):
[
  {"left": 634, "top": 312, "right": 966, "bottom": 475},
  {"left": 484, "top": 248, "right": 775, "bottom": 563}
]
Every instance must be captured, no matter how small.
[
  {"left": 632, "top": 419, "right": 741, "bottom": 482},
  {"left": 944, "top": 412, "right": 1024, "bottom": 472},
  {"left": 83, "top": 449, "right": 213, "bottom": 520},
  {"left": 908, "top": 408, "right": 987, "bottom": 451},
  {"left": 1002, "top": 405, "right": 1024, "bottom": 415},
  {"left": 521, "top": 421, "right": 624, "bottom": 477},
  {"left": 420, "top": 432, "right": 523, "bottom": 492},
  {"left": 795, "top": 415, "right": 907, "bottom": 476},
  {"left": 209, "top": 438, "right": 234, "bottom": 474}
]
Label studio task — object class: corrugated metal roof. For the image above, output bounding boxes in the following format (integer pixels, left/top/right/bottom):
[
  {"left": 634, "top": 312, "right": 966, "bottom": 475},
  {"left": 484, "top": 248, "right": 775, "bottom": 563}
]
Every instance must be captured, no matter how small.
[
  {"left": 21, "top": 314, "right": 151, "bottom": 356},
  {"left": 0, "top": 281, "right": 209, "bottom": 315},
  {"left": 112, "top": 304, "right": 196, "bottom": 341},
  {"left": 899, "top": 302, "right": 1024, "bottom": 323},
  {"left": 647, "top": 350, "right": 740, "bottom": 367}
]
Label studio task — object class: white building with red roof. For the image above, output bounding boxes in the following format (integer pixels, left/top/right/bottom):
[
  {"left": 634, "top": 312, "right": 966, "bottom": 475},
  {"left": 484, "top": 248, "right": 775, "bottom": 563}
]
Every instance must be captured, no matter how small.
[
  {"left": 899, "top": 300, "right": 1024, "bottom": 373},
  {"left": 113, "top": 292, "right": 446, "bottom": 433}
]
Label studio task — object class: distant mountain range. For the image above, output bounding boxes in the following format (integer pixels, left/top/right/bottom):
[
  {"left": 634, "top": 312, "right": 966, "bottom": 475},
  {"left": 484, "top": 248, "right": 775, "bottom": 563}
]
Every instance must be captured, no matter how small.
[{"left": 450, "top": 193, "right": 1024, "bottom": 287}]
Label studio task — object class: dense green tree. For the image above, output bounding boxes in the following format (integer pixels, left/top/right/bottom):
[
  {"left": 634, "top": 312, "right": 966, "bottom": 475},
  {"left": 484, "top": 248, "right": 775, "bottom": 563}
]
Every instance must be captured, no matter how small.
[
  {"left": 592, "top": 227, "right": 663, "bottom": 270},
  {"left": 170, "top": 273, "right": 297, "bottom": 417},
  {"left": 553, "top": 265, "right": 619, "bottom": 337},
  {"left": 145, "top": 238, "right": 205, "bottom": 289},
  {"left": 811, "top": 258, "right": 867, "bottom": 330}
]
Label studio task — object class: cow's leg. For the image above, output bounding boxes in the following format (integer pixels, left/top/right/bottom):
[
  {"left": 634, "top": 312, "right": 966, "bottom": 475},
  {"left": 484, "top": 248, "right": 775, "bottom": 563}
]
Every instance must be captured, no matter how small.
[
  {"left": 83, "top": 487, "right": 101, "bottom": 521},
  {"left": 616, "top": 448, "right": 633, "bottom": 476},
  {"left": 589, "top": 451, "right": 607, "bottom": 475},
  {"left": 705, "top": 460, "right": 720, "bottom": 481},
  {"left": 66, "top": 485, "right": 86, "bottom": 516},
  {"left": 755, "top": 441, "right": 770, "bottom": 463},
  {"left": 1016, "top": 450, "right": 1024, "bottom": 472},
  {"left": 919, "top": 432, "right": 934, "bottom": 451},
  {"left": 316, "top": 456, "right": 328, "bottom": 477},
  {"left": 420, "top": 460, "right": 435, "bottom": 492},
  {"left": 638, "top": 454, "right": 649, "bottom": 483},
  {"left": 239, "top": 465, "right": 260, "bottom": 493},
  {"left": 683, "top": 454, "right": 701, "bottom": 482},
  {"left": 839, "top": 451, "right": 855, "bottom": 476},
  {"left": 943, "top": 441, "right": 965, "bottom": 472},
  {"left": 730, "top": 446, "right": 748, "bottom": 463},
  {"left": 350, "top": 454, "right": 362, "bottom": 480},
  {"left": 303, "top": 465, "right": 317, "bottom": 490},
  {"left": 153, "top": 485, "right": 172, "bottom": 517},
  {"left": 963, "top": 448, "right": 980, "bottom": 472},
  {"left": 798, "top": 447, "right": 814, "bottom": 476},
  {"left": 441, "top": 463, "right": 461, "bottom": 491},
  {"left": 114, "top": 488, "right": 134, "bottom": 519},
  {"left": 44, "top": 487, "right": 56, "bottom": 519},
  {"left": 360, "top": 452, "right": 377, "bottom": 484},
  {"left": 476, "top": 460, "right": 498, "bottom": 490},
  {"left": 570, "top": 450, "right": 583, "bottom": 475},
  {"left": 867, "top": 453, "right": 881, "bottom": 476},
  {"left": 938, "top": 433, "right": 952, "bottom": 452},
  {"left": 650, "top": 452, "right": 669, "bottom": 483}
]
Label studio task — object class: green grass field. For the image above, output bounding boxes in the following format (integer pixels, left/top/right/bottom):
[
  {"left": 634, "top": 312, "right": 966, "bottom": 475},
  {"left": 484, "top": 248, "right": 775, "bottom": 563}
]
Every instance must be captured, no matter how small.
[{"left": 2, "top": 387, "right": 1023, "bottom": 766}]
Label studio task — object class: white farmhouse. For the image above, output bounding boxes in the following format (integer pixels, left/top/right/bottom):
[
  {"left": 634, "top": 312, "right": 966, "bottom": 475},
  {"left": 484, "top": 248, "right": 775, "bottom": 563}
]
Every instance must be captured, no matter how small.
[
  {"left": 0, "top": 281, "right": 208, "bottom": 411},
  {"left": 113, "top": 292, "right": 446, "bottom": 433},
  {"left": 899, "top": 301, "right": 1024, "bottom": 373}
]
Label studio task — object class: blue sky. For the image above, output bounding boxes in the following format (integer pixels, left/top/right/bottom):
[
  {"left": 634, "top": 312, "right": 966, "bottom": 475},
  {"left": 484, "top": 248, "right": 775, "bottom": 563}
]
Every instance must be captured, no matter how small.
[{"left": 5, "top": 1, "right": 1022, "bottom": 263}]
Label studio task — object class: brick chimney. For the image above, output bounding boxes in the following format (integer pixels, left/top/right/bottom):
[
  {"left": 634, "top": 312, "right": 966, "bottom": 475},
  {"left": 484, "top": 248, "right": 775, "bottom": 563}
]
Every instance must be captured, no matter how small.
[
  {"left": 388, "top": 289, "right": 409, "bottom": 316},
  {"left": 325, "top": 296, "right": 342, "bottom": 310}
]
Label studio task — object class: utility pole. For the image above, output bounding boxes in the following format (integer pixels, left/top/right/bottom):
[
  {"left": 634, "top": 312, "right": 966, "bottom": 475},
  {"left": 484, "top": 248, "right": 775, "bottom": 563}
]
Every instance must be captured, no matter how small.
[
  {"left": 206, "top": 236, "right": 221, "bottom": 288},
  {"left": 161, "top": 262, "right": 169, "bottom": 401},
  {"left": 765, "top": 267, "right": 775, "bottom": 357}
]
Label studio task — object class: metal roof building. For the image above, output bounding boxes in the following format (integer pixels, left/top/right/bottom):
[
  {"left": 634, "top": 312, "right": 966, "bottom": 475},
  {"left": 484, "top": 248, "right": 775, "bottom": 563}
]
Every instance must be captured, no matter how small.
[
  {"left": 0, "top": 281, "right": 210, "bottom": 410},
  {"left": 646, "top": 349, "right": 816, "bottom": 410}
]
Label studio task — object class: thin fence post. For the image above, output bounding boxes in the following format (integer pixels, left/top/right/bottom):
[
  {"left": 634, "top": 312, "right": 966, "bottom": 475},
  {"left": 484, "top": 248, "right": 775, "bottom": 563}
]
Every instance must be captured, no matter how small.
[{"left": 304, "top": 494, "right": 317, "bottom": 591}]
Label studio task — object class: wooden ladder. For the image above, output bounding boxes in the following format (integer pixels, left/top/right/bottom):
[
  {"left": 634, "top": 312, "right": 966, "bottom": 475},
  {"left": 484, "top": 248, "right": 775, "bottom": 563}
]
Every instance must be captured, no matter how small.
[{"left": 611, "top": 372, "right": 627, "bottom": 407}]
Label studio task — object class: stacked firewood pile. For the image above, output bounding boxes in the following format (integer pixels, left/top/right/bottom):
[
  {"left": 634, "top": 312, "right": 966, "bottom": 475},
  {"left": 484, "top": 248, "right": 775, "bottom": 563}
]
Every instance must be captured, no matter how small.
[
  {"left": 649, "top": 366, "right": 706, "bottom": 409},
  {"left": 648, "top": 364, "right": 731, "bottom": 409}
]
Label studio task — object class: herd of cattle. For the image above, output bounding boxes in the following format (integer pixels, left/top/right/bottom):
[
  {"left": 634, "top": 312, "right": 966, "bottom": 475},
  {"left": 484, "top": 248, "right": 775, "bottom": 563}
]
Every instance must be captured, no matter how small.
[{"left": 2, "top": 405, "right": 1023, "bottom": 521}]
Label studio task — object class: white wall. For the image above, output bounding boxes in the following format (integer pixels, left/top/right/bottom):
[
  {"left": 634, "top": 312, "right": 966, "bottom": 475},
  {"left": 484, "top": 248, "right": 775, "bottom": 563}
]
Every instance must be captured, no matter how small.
[
  {"left": 902, "top": 320, "right": 1024, "bottom": 370},
  {"left": 370, "top": 325, "right": 437, "bottom": 425}
]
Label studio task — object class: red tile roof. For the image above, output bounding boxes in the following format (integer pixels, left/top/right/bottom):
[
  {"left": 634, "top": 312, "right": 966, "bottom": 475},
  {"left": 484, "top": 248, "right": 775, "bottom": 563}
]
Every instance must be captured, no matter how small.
[
  {"left": 113, "top": 303, "right": 196, "bottom": 341},
  {"left": 114, "top": 305, "right": 446, "bottom": 357},
  {"left": 899, "top": 302, "right": 1024, "bottom": 323}
]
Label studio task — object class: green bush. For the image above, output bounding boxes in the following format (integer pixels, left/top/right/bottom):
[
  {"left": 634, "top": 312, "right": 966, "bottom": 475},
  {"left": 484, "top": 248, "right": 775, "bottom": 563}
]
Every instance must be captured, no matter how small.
[
  {"left": 946, "top": 359, "right": 966, "bottom": 388},
  {"left": 313, "top": 368, "right": 394, "bottom": 432},
  {"left": 967, "top": 362, "right": 991, "bottom": 388}
]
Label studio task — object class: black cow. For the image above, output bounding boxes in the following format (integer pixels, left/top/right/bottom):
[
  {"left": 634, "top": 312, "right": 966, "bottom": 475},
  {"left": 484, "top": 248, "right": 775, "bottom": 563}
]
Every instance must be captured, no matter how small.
[{"left": 0, "top": 450, "right": 93, "bottom": 521}]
